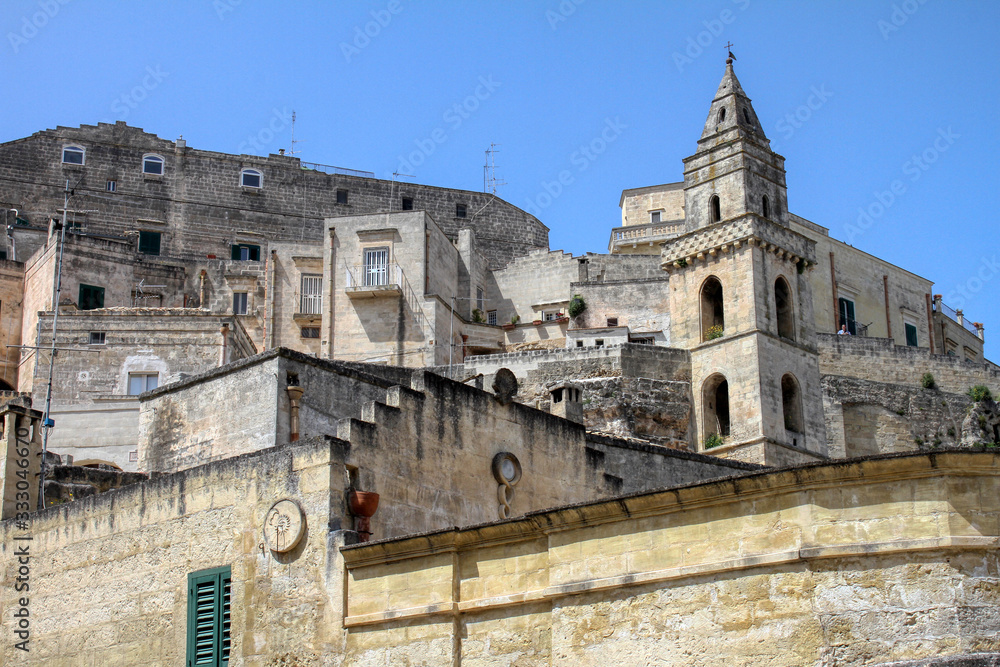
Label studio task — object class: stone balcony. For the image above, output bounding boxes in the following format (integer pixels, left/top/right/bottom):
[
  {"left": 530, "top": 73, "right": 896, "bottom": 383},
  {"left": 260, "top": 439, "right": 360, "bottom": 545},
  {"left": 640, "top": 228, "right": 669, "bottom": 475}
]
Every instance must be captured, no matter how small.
[
  {"left": 608, "top": 220, "right": 685, "bottom": 253},
  {"left": 344, "top": 263, "right": 404, "bottom": 298}
]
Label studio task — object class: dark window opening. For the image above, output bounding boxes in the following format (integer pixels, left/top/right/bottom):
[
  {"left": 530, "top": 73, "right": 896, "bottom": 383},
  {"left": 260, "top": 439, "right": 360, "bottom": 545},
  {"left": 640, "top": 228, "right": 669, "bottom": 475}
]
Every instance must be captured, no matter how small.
[
  {"left": 301, "top": 327, "right": 320, "bottom": 339},
  {"left": 89, "top": 332, "right": 106, "bottom": 345},
  {"left": 456, "top": 203, "right": 467, "bottom": 218},
  {"left": 594, "top": 339, "right": 604, "bottom": 348},
  {"left": 62, "top": 146, "right": 84, "bottom": 165},
  {"left": 650, "top": 211, "right": 661, "bottom": 224},
  {"left": 233, "top": 292, "right": 248, "bottom": 315},
  {"left": 762, "top": 195, "right": 770, "bottom": 219},
  {"left": 143, "top": 155, "right": 164, "bottom": 175},
  {"left": 781, "top": 373, "right": 803, "bottom": 434},
  {"left": 576, "top": 340, "right": 584, "bottom": 348},
  {"left": 838, "top": 298, "right": 857, "bottom": 336},
  {"left": 709, "top": 195, "right": 721, "bottom": 223},
  {"left": 775, "top": 277, "right": 794, "bottom": 340},
  {"left": 336, "top": 189, "right": 349, "bottom": 204},
  {"left": 240, "top": 169, "right": 262, "bottom": 188},
  {"left": 231, "top": 244, "right": 260, "bottom": 261},
  {"left": 701, "top": 277, "right": 725, "bottom": 341},
  {"left": 401, "top": 197, "right": 413, "bottom": 210},
  {"left": 704, "top": 375, "right": 731, "bottom": 439},
  {"left": 606, "top": 317, "right": 618, "bottom": 327},
  {"left": 79, "top": 284, "right": 105, "bottom": 311},
  {"left": 718, "top": 107, "right": 726, "bottom": 123},
  {"left": 138, "top": 231, "right": 161, "bottom": 256},
  {"left": 742, "top": 107, "right": 751, "bottom": 124},
  {"left": 905, "top": 322, "right": 918, "bottom": 347}
]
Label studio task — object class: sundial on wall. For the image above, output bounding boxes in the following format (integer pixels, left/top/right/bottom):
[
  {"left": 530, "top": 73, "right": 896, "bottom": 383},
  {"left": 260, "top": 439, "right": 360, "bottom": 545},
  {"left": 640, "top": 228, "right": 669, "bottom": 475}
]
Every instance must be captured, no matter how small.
[{"left": 263, "top": 499, "right": 305, "bottom": 553}]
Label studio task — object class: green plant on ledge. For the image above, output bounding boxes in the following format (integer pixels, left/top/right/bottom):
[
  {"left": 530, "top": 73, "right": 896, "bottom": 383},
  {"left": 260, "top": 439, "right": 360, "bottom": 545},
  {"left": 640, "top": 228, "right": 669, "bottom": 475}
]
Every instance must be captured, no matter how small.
[
  {"left": 705, "top": 324, "right": 724, "bottom": 341},
  {"left": 921, "top": 372, "right": 936, "bottom": 389},
  {"left": 568, "top": 294, "right": 587, "bottom": 318},
  {"left": 704, "top": 433, "right": 724, "bottom": 449},
  {"left": 510, "top": 314, "right": 520, "bottom": 325},
  {"left": 968, "top": 385, "right": 992, "bottom": 402},
  {"left": 472, "top": 308, "right": 485, "bottom": 323}
]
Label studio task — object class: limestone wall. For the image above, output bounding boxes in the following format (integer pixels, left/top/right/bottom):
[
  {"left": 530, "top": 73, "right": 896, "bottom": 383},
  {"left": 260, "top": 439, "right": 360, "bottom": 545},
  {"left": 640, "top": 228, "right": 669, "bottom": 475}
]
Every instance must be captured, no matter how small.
[
  {"left": 341, "top": 451, "right": 1000, "bottom": 666},
  {"left": 619, "top": 182, "right": 685, "bottom": 226},
  {"left": 490, "top": 249, "right": 579, "bottom": 325},
  {"left": 0, "top": 260, "right": 24, "bottom": 390},
  {"left": 570, "top": 277, "right": 670, "bottom": 336}
]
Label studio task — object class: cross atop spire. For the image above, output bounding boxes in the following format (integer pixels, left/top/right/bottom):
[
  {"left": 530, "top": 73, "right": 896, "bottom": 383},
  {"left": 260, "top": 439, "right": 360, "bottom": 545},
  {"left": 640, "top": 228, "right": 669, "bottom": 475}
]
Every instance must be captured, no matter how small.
[{"left": 725, "top": 42, "right": 736, "bottom": 64}]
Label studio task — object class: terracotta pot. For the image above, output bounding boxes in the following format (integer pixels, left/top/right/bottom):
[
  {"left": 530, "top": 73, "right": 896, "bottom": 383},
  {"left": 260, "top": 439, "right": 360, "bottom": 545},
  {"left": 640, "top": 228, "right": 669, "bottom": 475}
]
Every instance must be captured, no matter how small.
[
  {"left": 532, "top": 320, "right": 543, "bottom": 326},
  {"left": 348, "top": 490, "right": 380, "bottom": 517},
  {"left": 501, "top": 323, "right": 515, "bottom": 330}
]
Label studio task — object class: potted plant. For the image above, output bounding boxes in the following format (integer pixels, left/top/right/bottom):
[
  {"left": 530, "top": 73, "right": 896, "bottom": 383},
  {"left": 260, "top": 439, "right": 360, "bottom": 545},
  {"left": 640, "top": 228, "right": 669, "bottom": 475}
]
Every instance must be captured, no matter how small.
[{"left": 502, "top": 314, "right": 519, "bottom": 330}]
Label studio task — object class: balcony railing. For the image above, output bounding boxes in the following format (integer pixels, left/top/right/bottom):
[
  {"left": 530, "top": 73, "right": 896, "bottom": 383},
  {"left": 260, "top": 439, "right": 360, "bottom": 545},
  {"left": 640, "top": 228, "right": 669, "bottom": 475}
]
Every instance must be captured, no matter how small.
[
  {"left": 345, "top": 263, "right": 405, "bottom": 297},
  {"left": 934, "top": 299, "right": 981, "bottom": 336},
  {"left": 300, "top": 161, "right": 374, "bottom": 178},
  {"left": 608, "top": 221, "right": 685, "bottom": 250}
]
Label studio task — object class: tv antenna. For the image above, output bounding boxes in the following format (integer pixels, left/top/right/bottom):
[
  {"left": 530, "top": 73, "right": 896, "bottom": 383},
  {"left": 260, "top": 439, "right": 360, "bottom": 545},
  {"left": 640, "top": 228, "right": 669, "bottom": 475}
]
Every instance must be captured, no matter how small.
[
  {"left": 288, "top": 110, "right": 303, "bottom": 156},
  {"left": 390, "top": 171, "right": 414, "bottom": 211},
  {"left": 483, "top": 143, "right": 506, "bottom": 195}
]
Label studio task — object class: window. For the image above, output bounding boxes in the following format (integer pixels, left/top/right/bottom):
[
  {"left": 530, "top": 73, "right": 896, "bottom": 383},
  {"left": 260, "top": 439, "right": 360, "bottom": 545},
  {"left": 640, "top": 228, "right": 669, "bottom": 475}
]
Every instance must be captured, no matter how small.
[
  {"left": 762, "top": 195, "right": 770, "bottom": 219},
  {"left": 62, "top": 145, "right": 85, "bottom": 165},
  {"left": 576, "top": 340, "right": 584, "bottom": 348},
  {"left": 128, "top": 450, "right": 138, "bottom": 462},
  {"left": 142, "top": 154, "right": 164, "bottom": 175},
  {"left": 544, "top": 311, "right": 560, "bottom": 322},
  {"left": 230, "top": 244, "right": 260, "bottom": 261},
  {"left": 650, "top": 211, "right": 661, "bottom": 224},
  {"left": 401, "top": 197, "right": 413, "bottom": 211},
  {"left": 476, "top": 287, "right": 484, "bottom": 312},
  {"left": 905, "top": 322, "right": 918, "bottom": 347},
  {"left": 487, "top": 310, "right": 497, "bottom": 326},
  {"left": 106, "top": 180, "right": 117, "bottom": 192},
  {"left": 300, "top": 275, "right": 322, "bottom": 314},
  {"left": 775, "top": 277, "right": 794, "bottom": 340},
  {"left": 701, "top": 276, "right": 724, "bottom": 341},
  {"left": 709, "top": 195, "right": 721, "bottom": 223},
  {"left": 781, "top": 373, "right": 803, "bottom": 434},
  {"left": 363, "top": 247, "right": 389, "bottom": 287},
  {"left": 838, "top": 297, "right": 857, "bottom": 336},
  {"left": 703, "top": 374, "right": 731, "bottom": 440},
  {"left": 718, "top": 107, "right": 726, "bottom": 123},
  {"left": 78, "top": 284, "right": 105, "bottom": 311},
  {"left": 456, "top": 203, "right": 467, "bottom": 218},
  {"left": 89, "top": 332, "right": 106, "bottom": 345},
  {"left": 128, "top": 373, "right": 158, "bottom": 395},
  {"left": 742, "top": 107, "right": 751, "bottom": 124},
  {"left": 240, "top": 169, "right": 262, "bottom": 188},
  {"left": 301, "top": 327, "right": 320, "bottom": 339},
  {"left": 233, "top": 292, "right": 248, "bottom": 315},
  {"left": 606, "top": 317, "right": 618, "bottom": 327},
  {"left": 632, "top": 336, "right": 654, "bottom": 344},
  {"left": 138, "top": 231, "right": 161, "bottom": 255},
  {"left": 336, "top": 189, "right": 348, "bottom": 204},
  {"left": 186, "top": 566, "right": 231, "bottom": 667},
  {"left": 594, "top": 339, "right": 604, "bottom": 348}
]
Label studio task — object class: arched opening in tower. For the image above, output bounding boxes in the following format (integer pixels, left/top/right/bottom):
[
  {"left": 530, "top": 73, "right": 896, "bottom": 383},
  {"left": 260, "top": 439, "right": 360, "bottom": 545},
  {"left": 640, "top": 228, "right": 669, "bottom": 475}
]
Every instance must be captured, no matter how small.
[
  {"left": 775, "top": 277, "right": 795, "bottom": 341},
  {"left": 701, "top": 276, "right": 725, "bottom": 341},
  {"left": 709, "top": 195, "right": 721, "bottom": 223},
  {"left": 703, "top": 374, "right": 731, "bottom": 440},
  {"left": 781, "top": 373, "right": 803, "bottom": 435}
]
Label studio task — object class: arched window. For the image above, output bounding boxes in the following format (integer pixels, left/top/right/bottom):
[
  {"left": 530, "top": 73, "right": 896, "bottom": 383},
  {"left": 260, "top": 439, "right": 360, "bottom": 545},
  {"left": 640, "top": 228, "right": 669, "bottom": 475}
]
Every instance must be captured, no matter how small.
[
  {"left": 709, "top": 195, "right": 721, "bottom": 223},
  {"left": 703, "top": 374, "right": 731, "bottom": 441},
  {"left": 742, "top": 107, "right": 751, "bottom": 124},
  {"left": 718, "top": 107, "right": 726, "bottom": 123},
  {"left": 240, "top": 168, "right": 262, "bottom": 188},
  {"left": 781, "top": 373, "right": 803, "bottom": 434},
  {"left": 762, "top": 195, "right": 770, "bottom": 219},
  {"left": 775, "top": 276, "right": 795, "bottom": 340},
  {"left": 62, "top": 145, "right": 85, "bottom": 165},
  {"left": 143, "top": 154, "right": 165, "bottom": 175},
  {"left": 701, "top": 276, "right": 725, "bottom": 341}
]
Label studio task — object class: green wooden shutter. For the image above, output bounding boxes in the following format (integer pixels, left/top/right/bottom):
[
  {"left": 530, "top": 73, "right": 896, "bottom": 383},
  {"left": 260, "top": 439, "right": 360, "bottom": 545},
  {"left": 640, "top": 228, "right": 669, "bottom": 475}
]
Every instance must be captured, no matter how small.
[
  {"left": 187, "top": 566, "right": 231, "bottom": 667},
  {"left": 231, "top": 245, "right": 241, "bottom": 260}
]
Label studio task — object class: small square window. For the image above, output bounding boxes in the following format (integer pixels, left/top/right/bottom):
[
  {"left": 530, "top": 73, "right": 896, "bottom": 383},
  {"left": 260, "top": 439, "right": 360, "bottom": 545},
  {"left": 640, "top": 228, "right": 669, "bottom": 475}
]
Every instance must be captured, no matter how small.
[
  {"left": 401, "top": 197, "right": 413, "bottom": 210},
  {"left": 487, "top": 310, "right": 497, "bottom": 326},
  {"left": 106, "top": 180, "right": 117, "bottom": 192},
  {"left": 337, "top": 189, "right": 349, "bottom": 204},
  {"left": 240, "top": 169, "right": 262, "bottom": 188},
  {"left": 231, "top": 244, "right": 260, "bottom": 261},
  {"left": 576, "top": 340, "right": 584, "bottom": 348},
  {"left": 62, "top": 146, "right": 85, "bottom": 165},
  {"left": 606, "top": 317, "right": 618, "bottom": 327},
  {"left": 128, "top": 372, "right": 158, "bottom": 395},
  {"left": 456, "top": 203, "right": 467, "bottom": 218},
  {"left": 78, "top": 284, "right": 105, "bottom": 311},
  {"left": 650, "top": 211, "right": 661, "bottom": 224},
  {"left": 233, "top": 292, "right": 248, "bottom": 315},
  {"left": 138, "top": 231, "right": 161, "bottom": 256},
  {"left": 128, "top": 450, "right": 138, "bottom": 462},
  {"left": 89, "top": 332, "right": 106, "bottom": 345},
  {"left": 301, "top": 327, "right": 320, "bottom": 339},
  {"left": 595, "top": 339, "right": 604, "bottom": 348}
]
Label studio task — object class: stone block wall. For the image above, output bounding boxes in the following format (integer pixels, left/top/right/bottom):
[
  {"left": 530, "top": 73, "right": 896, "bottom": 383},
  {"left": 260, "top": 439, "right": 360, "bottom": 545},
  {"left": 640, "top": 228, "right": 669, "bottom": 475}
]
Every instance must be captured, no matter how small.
[
  {"left": 619, "top": 182, "right": 685, "bottom": 226},
  {"left": 0, "top": 260, "right": 24, "bottom": 390},
  {"left": 570, "top": 277, "right": 670, "bottom": 337},
  {"left": 490, "top": 249, "right": 580, "bottom": 325}
]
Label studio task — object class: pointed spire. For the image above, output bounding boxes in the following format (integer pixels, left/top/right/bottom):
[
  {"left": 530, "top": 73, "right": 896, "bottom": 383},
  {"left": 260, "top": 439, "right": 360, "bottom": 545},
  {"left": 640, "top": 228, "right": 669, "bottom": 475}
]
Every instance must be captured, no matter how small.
[{"left": 699, "top": 58, "right": 768, "bottom": 144}]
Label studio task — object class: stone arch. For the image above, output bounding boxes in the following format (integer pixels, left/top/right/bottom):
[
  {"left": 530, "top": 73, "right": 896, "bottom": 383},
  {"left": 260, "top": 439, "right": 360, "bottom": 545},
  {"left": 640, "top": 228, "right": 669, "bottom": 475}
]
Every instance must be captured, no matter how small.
[
  {"left": 709, "top": 195, "right": 721, "bottom": 223},
  {"left": 781, "top": 373, "right": 803, "bottom": 434},
  {"left": 703, "top": 373, "right": 731, "bottom": 440},
  {"left": 775, "top": 276, "right": 795, "bottom": 341},
  {"left": 700, "top": 276, "right": 725, "bottom": 341},
  {"left": 0, "top": 379, "right": 14, "bottom": 391}
]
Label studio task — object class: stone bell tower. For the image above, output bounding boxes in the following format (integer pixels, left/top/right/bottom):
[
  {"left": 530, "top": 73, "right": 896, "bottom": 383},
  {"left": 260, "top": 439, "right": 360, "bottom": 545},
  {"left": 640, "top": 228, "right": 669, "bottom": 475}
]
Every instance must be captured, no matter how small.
[{"left": 661, "top": 56, "right": 827, "bottom": 466}]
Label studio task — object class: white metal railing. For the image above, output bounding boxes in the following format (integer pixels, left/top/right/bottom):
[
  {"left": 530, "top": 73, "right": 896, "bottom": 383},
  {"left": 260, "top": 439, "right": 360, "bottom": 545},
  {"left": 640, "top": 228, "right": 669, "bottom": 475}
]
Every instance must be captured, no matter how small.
[{"left": 345, "top": 263, "right": 404, "bottom": 289}]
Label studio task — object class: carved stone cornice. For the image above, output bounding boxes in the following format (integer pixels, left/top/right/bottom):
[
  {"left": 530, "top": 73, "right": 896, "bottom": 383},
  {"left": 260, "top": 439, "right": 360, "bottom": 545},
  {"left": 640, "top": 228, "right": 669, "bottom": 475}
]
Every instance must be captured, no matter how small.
[{"left": 660, "top": 215, "right": 817, "bottom": 272}]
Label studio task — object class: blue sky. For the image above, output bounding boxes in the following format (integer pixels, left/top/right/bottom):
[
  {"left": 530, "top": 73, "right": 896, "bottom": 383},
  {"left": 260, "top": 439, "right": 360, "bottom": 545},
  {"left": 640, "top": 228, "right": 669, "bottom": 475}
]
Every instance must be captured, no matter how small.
[{"left": 3, "top": 0, "right": 998, "bottom": 358}]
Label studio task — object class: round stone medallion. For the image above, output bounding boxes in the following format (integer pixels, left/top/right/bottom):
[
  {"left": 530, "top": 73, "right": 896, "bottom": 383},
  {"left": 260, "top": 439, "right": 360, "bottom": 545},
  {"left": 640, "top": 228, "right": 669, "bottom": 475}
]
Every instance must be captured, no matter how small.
[{"left": 263, "top": 499, "right": 305, "bottom": 553}]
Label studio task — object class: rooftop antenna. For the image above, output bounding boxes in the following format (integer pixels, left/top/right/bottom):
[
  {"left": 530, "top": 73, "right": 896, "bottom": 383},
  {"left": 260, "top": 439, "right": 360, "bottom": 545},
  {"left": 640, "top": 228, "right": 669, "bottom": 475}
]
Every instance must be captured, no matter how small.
[
  {"left": 390, "top": 171, "right": 414, "bottom": 211},
  {"left": 483, "top": 143, "right": 506, "bottom": 195},
  {"left": 132, "top": 279, "right": 167, "bottom": 307},
  {"left": 288, "top": 110, "right": 303, "bottom": 156}
]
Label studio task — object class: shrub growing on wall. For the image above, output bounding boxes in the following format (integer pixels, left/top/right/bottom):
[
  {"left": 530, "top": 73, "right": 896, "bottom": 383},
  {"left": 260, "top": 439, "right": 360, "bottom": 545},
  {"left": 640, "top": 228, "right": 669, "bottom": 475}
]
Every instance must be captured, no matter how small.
[
  {"left": 568, "top": 295, "right": 586, "bottom": 318},
  {"left": 921, "top": 373, "right": 936, "bottom": 389},
  {"left": 968, "top": 385, "right": 993, "bottom": 402}
]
